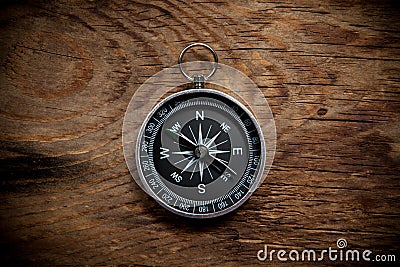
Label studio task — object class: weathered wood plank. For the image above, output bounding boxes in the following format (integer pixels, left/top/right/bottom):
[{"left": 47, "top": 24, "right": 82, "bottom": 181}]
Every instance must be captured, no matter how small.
[{"left": 0, "top": 0, "right": 399, "bottom": 266}]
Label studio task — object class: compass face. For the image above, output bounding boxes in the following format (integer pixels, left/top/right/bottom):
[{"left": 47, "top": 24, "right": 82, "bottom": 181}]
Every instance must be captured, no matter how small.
[{"left": 136, "top": 89, "right": 265, "bottom": 218}]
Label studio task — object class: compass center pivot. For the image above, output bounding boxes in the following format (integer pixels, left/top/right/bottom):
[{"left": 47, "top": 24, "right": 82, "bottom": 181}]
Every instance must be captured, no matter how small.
[{"left": 194, "top": 145, "right": 208, "bottom": 159}]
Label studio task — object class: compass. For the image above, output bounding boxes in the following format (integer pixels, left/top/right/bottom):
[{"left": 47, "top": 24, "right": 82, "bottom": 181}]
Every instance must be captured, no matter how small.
[{"left": 135, "top": 43, "right": 266, "bottom": 218}]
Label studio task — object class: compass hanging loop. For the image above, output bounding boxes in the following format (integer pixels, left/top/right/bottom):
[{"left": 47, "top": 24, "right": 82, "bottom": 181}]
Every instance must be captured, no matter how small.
[{"left": 178, "top": 43, "right": 218, "bottom": 84}]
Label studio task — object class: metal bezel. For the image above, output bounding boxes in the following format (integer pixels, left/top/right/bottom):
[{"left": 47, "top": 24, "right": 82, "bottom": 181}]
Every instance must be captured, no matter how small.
[{"left": 136, "top": 88, "right": 266, "bottom": 218}]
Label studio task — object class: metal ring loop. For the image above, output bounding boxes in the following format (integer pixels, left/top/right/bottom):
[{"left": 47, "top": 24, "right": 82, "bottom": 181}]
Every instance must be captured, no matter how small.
[{"left": 178, "top": 43, "right": 218, "bottom": 82}]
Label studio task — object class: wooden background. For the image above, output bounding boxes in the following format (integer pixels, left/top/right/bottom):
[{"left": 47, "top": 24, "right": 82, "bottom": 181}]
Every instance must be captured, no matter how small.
[{"left": 0, "top": 0, "right": 399, "bottom": 266}]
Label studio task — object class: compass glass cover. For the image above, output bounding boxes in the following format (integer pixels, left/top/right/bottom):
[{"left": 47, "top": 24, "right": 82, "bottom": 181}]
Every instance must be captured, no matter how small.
[{"left": 136, "top": 89, "right": 265, "bottom": 218}]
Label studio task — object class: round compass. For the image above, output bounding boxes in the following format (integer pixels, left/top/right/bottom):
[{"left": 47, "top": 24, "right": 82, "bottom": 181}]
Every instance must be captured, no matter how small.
[{"left": 136, "top": 88, "right": 265, "bottom": 218}]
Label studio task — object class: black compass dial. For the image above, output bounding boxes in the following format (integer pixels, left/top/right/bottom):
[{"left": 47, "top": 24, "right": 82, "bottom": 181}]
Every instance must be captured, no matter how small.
[
  {"left": 136, "top": 89, "right": 264, "bottom": 218},
  {"left": 153, "top": 117, "right": 231, "bottom": 187}
]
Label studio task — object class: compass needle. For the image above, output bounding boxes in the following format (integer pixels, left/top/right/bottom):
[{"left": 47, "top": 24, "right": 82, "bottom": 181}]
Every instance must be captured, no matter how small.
[
  {"left": 198, "top": 123, "right": 203, "bottom": 145},
  {"left": 172, "top": 151, "right": 193, "bottom": 156},
  {"left": 209, "top": 139, "right": 228, "bottom": 149},
  {"left": 167, "top": 129, "right": 197, "bottom": 146},
  {"left": 205, "top": 125, "right": 212, "bottom": 140},
  {"left": 205, "top": 131, "right": 221, "bottom": 148},
  {"left": 189, "top": 125, "right": 197, "bottom": 144},
  {"left": 198, "top": 160, "right": 204, "bottom": 182},
  {"left": 206, "top": 164, "right": 214, "bottom": 180},
  {"left": 189, "top": 161, "right": 198, "bottom": 180},
  {"left": 174, "top": 156, "right": 190, "bottom": 165},
  {"left": 181, "top": 157, "right": 197, "bottom": 174},
  {"left": 173, "top": 141, "right": 191, "bottom": 150},
  {"left": 208, "top": 149, "right": 230, "bottom": 155}
]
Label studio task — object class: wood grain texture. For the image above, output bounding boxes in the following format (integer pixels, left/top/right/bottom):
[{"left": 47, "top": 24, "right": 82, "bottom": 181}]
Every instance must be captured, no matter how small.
[{"left": 0, "top": 0, "right": 399, "bottom": 266}]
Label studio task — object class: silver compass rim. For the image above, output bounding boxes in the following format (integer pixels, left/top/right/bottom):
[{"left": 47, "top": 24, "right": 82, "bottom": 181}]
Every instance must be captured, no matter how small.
[{"left": 135, "top": 88, "right": 266, "bottom": 219}]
